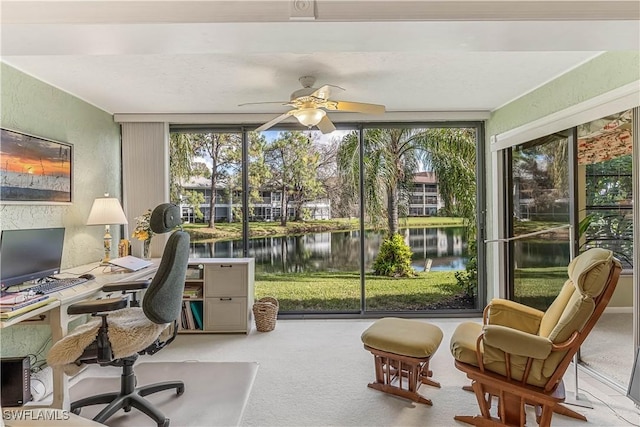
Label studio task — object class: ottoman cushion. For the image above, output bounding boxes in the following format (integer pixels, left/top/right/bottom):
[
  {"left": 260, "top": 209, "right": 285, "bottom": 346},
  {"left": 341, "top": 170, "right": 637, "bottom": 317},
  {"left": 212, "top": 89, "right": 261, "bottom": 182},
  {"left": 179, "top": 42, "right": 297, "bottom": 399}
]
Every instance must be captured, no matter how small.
[{"left": 361, "top": 317, "right": 443, "bottom": 358}]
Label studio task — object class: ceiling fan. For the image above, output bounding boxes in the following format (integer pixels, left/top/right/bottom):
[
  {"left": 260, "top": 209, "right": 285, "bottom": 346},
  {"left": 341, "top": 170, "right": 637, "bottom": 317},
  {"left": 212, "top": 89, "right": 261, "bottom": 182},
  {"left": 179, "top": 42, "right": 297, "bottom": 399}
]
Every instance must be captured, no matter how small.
[{"left": 239, "top": 76, "right": 386, "bottom": 134}]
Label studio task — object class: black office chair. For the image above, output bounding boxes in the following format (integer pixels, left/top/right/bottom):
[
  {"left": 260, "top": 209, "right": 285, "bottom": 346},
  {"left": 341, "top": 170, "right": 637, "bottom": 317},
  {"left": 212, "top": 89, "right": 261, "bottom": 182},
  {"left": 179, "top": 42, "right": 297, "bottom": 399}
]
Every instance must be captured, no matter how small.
[{"left": 47, "top": 203, "right": 190, "bottom": 427}]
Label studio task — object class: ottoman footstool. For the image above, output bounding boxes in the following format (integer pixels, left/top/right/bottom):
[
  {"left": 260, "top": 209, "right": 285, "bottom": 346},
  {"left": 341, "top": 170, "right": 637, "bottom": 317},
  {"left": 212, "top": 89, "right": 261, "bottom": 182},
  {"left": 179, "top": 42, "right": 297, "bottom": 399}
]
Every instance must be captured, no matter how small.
[{"left": 361, "top": 317, "right": 443, "bottom": 405}]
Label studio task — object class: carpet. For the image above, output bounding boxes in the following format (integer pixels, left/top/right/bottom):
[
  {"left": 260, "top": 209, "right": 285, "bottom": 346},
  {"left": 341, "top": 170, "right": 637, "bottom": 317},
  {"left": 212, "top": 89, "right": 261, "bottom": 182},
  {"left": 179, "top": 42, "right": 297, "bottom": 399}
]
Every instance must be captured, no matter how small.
[
  {"left": 69, "top": 361, "right": 258, "bottom": 427},
  {"left": 581, "top": 312, "right": 633, "bottom": 386}
]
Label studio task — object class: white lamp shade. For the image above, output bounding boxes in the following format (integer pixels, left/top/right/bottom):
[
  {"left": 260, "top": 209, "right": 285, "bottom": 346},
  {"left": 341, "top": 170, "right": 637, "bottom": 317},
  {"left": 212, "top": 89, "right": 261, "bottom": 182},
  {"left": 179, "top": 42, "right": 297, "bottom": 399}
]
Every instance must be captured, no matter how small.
[
  {"left": 293, "top": 108, "right": 326, "bottom": 127},
  {"left": 87, "top": 197, "right": 128, "bottom": 225}
]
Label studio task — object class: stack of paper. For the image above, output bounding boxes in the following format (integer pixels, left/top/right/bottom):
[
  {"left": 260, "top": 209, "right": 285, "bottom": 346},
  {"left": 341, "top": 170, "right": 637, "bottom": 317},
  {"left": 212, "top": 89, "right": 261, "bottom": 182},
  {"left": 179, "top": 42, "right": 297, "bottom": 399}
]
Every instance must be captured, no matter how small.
[{"left": 0, "top": 292, "right": 52, "bottom": 319}]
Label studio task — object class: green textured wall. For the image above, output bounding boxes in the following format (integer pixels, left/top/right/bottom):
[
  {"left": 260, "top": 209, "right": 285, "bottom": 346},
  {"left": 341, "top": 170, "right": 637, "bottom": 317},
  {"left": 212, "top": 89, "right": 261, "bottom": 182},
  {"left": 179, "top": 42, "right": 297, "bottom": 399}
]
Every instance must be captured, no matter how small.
[
  {"left": 0, "top": 63, "right": 122, "bottom": 360},
  {"left": 484, "top": 51, "right": 640, "bottom": 301},
  {"left": 487, "top": 52, "right": 640, "bottom": 137}
]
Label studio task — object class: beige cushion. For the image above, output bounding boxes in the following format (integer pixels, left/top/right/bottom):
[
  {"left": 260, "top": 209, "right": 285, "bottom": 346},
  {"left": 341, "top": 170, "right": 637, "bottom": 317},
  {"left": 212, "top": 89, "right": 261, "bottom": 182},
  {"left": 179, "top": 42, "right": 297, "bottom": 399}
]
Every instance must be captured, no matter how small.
[
  {"left": 568, "top": 247, "right": 613, "bottom": 298},
  {"left": 487, "top": 299, "right": 544, "bottom": 334},
  {"left": 539, "top": 280, "right": 575, "bottom": 338},
  {"left": 450, "top": 321, "right": 483, "bottom": 366},
  {"left": 361, "top": 318, "right": 443, "bottom": 358}
]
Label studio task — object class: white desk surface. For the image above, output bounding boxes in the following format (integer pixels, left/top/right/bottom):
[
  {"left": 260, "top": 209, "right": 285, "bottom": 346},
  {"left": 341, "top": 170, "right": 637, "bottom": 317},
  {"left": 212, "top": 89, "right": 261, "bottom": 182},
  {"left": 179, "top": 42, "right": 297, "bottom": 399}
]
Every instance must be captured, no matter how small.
[{"left": 1, "top": 260, "right": 159, "bottom": 328}]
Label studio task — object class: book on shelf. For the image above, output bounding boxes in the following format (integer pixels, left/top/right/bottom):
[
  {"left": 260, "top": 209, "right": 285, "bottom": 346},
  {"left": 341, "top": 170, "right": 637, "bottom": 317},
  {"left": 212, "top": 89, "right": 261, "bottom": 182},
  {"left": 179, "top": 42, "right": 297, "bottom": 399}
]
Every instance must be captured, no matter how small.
[
  {"left": 190, "top": 301, "right": 203, "bottom": 330},
  {"left": 183, "top": 284, "right": 203, "bottom": 299},
  {"left": 0, "top": 293, "right": 50, "bottom": 312},
  {"left": 0, "top": 299, "right": 55, "bottom": 319},
  {"left": 179, "top": 304, "right": 187, "bottom": 330},
  {"left": 183, "top": 301, "right": 195, "bottom": 329}
]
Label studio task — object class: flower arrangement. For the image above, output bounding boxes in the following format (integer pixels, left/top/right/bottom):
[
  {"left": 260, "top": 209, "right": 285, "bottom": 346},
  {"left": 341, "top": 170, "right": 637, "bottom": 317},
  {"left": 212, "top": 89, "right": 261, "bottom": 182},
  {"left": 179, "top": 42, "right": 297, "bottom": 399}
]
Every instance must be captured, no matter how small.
[
  {"left": 132, "top": 209, "right": 154, "bottom": 242},
  {"left": 132, "top": 209, "right": 153, "bottom": 258}
]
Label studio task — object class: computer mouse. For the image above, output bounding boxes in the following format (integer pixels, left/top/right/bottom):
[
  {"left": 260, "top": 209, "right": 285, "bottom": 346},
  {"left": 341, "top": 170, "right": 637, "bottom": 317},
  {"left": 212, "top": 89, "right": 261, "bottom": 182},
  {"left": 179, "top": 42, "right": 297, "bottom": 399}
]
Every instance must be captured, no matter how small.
[{"left": 79, "top": 273, "right": 96, "bottom": 280}]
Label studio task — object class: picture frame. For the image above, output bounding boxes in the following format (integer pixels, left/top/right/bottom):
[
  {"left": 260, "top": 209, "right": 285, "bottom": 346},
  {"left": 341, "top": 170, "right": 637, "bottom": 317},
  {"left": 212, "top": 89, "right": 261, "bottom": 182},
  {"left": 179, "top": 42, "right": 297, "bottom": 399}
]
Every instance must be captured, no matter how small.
[{"left": 0, "top": 128, "right": 73, "bottom": 204}]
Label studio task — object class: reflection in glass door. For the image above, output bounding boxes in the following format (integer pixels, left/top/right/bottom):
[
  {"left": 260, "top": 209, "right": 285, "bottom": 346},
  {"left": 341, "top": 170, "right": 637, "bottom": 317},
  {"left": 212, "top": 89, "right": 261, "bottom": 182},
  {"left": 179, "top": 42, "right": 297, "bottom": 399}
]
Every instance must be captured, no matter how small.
[
  {"left": 509, "top": 133, "right": 571, "bottom": 310},
  {"left": 578, "top": 109, "right": 635, "bottom": 388}
]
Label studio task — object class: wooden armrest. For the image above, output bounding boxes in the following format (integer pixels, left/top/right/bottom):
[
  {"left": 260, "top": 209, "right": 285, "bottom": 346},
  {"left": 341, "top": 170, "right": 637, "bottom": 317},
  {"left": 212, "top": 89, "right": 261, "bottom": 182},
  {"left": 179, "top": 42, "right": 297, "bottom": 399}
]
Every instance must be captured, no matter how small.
[
  {"left": 67, "top": 297, "right": 127, "bottom": 315},
  {"left": 102, "top": 279, "right": 151, "bottom": 293}
]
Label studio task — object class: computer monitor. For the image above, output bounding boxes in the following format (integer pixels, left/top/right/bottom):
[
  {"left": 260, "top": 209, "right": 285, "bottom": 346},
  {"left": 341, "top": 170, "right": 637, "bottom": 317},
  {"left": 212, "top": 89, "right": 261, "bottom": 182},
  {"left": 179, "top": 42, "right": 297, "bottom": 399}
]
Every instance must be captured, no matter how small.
[{"left": 0, "top": 227, "right": 65, "bottom": 290}]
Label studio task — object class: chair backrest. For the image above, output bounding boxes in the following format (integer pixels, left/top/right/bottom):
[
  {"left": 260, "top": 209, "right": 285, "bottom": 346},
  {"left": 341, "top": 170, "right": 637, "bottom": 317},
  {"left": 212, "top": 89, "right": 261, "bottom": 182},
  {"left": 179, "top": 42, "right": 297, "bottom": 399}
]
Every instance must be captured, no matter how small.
[
  {"left": 536, "top": 248, "right": 621, "bottom": 386},
  {"left": 539, "top": 248, "right": 615, "bottom": 341},
  {"left": 142, "top": 204, "right": 190, "bottom": 324}
]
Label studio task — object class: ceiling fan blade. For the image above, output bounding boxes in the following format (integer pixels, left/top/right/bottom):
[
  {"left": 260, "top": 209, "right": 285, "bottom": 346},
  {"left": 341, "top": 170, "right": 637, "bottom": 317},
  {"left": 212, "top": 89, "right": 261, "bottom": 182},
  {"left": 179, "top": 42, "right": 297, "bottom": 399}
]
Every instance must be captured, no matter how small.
[
  {"left": 310, "top": 84, "right": 344, "bottom": 100},
  {"left": 329, "top": 101, "right": 385, "bottom": 114},
  {"left": 316, "top": 115, "right": 336, "bottom": 134},
  {"left": 255, "top": 111, "right": 294, "bottom": 132},
  {"left": 238, "top": 101, "right": 289, "bottom": 107}
]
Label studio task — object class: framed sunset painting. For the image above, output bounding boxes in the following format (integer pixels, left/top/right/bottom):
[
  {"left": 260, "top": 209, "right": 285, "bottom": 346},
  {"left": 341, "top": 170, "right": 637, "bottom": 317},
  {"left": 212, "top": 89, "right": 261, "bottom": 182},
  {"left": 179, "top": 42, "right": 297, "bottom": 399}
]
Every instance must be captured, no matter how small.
[{"left": 0, "top": 129, "right": 73, "bottom": 203}]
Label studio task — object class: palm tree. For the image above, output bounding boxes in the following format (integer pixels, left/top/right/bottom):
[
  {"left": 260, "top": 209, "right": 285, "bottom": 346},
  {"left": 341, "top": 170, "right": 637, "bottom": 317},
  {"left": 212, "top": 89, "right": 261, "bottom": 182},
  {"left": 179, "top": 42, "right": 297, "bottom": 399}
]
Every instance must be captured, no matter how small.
[{"left": 338, "top": 127, "right": 477, "bottom": 235}]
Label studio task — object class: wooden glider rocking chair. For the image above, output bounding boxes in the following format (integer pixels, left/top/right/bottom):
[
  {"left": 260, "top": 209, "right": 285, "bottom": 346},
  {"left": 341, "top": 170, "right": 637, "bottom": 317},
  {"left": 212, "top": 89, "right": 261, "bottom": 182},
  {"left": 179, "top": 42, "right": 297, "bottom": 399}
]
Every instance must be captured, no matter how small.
[{"left": 450, "top": 248, "right": 621, "bottom": 427}]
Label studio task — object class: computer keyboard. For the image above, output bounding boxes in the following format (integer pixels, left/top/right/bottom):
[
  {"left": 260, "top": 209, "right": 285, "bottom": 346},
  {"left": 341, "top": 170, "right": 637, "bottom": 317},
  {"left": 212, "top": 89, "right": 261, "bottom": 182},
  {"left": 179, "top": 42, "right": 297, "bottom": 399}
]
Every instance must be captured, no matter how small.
[{"left": 29, "top": 277, "right": 89, "bottom": 295}]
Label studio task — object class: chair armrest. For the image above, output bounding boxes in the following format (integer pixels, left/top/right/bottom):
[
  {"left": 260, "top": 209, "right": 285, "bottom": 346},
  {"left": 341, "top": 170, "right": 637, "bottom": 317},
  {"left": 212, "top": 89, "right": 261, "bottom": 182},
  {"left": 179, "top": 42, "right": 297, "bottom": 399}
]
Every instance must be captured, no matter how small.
[
  {"left": 483, "top": 324, "right": 552, "bottom": 359},
  {"left": 487, "top": 299, "right": 544, "bottom": 334},
  {"left": 67, "top": 297, "right": 127, "bottom": 315},
  {"left": 102, "top": 279, "right": 151, "bottom": 293}
]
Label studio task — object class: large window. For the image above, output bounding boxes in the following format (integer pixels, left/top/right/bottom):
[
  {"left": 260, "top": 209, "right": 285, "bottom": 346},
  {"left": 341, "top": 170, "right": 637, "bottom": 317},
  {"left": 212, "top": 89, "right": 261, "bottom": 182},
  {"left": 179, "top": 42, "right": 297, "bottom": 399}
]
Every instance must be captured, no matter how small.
[{"left": 170, "top": 122, "right": 485, "bottom": 316}]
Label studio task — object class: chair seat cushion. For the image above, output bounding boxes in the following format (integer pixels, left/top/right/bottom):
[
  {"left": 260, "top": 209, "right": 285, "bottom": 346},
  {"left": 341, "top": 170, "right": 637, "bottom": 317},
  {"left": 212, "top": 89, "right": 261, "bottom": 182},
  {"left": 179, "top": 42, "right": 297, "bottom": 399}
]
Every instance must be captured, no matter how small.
[
  {"left": 450, "top": 321, "right": 483, "bottom": 366},
  {"left": 361, "top": 318, "right": 443, "bottom": 358},
  {"left": 47, "top": 308, "right": 168, "bottom": 371}
]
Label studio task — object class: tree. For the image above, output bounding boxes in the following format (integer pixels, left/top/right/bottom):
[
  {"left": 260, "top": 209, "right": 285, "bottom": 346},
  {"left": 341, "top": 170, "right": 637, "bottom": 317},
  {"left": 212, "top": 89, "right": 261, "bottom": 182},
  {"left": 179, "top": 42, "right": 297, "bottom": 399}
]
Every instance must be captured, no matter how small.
[
  {"left": 189, "top": 133, "right": 242, "bottom": 228},
  {"left": 264, "top": 131, "right": 324, "bottom": 226},
  {"left": 418, "top": 128, "right": 477, "bottom": 233},
  {"left": 337, "top": 128, "right": 477, "bottom": 235},
  {"left": 169, "top": 132, "right": 194, "bottom": 204},
  {"left": 183, "top": 190, "right": 205, "bottom": 221}
]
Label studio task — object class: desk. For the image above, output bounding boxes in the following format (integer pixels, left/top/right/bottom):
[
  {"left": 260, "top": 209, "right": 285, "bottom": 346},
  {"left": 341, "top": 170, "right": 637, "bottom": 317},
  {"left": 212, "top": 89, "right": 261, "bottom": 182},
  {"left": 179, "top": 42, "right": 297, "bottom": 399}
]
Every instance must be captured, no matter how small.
[{"left": 0, "top": 260, "right": 159, "bottom": 410}]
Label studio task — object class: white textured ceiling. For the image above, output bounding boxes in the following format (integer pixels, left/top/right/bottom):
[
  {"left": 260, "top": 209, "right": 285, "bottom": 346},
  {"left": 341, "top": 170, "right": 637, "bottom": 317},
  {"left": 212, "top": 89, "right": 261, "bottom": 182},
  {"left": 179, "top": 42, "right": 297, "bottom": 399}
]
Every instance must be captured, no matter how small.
[{"left": 1, "top": 1, "right": 639, "bottom": 118}]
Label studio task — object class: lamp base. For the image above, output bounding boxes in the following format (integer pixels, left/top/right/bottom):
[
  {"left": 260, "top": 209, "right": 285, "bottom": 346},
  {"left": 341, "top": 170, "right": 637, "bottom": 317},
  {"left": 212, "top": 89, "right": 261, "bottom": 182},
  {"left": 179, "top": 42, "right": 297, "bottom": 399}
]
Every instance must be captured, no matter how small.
[{"left": 102, "top": 227, "right": 113, "bottom": 264}]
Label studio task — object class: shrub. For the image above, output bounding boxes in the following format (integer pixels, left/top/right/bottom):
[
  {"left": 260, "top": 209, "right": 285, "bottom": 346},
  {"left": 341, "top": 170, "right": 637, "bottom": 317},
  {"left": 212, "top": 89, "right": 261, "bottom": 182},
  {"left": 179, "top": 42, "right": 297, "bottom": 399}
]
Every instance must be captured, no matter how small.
[
  {"left": 372, "top": 233, "right": 415, "bottom": 277},
  {"left": 454, "top": 239, "right": 477, "bottom": 297}
]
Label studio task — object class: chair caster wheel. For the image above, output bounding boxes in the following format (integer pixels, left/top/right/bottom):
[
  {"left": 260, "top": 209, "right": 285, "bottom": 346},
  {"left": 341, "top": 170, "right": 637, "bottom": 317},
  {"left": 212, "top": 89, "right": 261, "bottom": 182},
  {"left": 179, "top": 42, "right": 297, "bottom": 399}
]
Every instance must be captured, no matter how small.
[
  {"left": 177, "top": 385, "right": 185, "bottom": 395},
  {"left": 71, "top": 408, "right": 81, "bottom": 415},
  {"left": 158, "top": 418, "right": 170, "bottom": 427},
  {"left": 125, "top": 405, "right": 132, "bottom": 412}
]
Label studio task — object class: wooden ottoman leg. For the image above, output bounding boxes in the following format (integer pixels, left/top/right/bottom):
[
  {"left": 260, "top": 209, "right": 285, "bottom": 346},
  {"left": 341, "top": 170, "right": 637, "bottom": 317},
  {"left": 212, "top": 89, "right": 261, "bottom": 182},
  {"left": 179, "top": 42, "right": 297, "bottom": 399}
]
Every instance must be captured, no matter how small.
[
  {"left": 365, "top": 347, "right": 436, "bottom": 405},
  {"left": 419, "top": 359, "right": 441, "bottom": 388}
]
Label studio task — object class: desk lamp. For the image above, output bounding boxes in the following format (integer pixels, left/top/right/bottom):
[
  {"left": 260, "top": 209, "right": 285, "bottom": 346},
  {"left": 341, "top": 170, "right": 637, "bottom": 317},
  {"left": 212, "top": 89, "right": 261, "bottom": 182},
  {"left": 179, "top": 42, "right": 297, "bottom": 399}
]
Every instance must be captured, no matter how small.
[{"left": 87, "top": 194, "right": 128, "bottom": 263}]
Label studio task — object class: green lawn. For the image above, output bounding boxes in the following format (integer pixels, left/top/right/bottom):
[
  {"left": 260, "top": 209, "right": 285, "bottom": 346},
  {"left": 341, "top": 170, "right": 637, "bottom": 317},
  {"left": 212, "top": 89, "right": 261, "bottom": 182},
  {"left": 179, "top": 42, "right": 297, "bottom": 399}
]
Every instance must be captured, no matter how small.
[
  {"left": 513, "top": 267, "right": 567, "bottom": 310},
  {"left": 255, "top": 270, "right": 464, "bottom": 311}
]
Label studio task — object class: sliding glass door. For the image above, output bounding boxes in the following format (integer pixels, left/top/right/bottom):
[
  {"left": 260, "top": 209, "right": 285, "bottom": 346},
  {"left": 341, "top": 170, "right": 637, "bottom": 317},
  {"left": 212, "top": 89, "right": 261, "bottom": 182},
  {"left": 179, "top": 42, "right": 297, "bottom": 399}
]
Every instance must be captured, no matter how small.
[
  {"left": 502, "top": 107, "right": 636, "bottom": 389},
  {"left": 508, "top": 132, "right": 571, "bottom": 310}
]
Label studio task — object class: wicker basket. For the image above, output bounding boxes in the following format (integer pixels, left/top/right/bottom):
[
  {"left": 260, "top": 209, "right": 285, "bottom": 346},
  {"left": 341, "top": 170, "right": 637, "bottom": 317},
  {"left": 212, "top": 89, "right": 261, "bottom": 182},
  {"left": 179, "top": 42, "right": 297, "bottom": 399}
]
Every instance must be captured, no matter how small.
[{"left": 253, "top": 297, "right": 279, "bottom": 332}]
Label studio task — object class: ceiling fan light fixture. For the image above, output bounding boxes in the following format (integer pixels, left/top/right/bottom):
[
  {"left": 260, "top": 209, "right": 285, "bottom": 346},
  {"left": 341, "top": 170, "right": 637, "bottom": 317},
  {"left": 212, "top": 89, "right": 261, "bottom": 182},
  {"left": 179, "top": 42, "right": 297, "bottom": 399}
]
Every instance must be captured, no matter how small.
[{"left": 293, "top": 108, "right": 326, "bottom": 127}]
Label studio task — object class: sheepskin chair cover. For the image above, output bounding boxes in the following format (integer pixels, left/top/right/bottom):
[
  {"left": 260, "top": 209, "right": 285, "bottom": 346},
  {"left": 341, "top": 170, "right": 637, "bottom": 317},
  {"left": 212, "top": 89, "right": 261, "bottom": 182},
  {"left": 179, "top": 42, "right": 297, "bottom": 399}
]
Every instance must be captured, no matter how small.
[{"left": 47, "top": 308, "right": 167, "bottom": 373}]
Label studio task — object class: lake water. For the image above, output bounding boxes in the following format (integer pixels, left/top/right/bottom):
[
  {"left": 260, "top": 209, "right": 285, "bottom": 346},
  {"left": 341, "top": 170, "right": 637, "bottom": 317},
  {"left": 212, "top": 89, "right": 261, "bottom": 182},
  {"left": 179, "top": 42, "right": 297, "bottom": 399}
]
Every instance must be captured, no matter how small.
[{"left": 189, "top": 227, "right": 470, "bottom": 274}]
